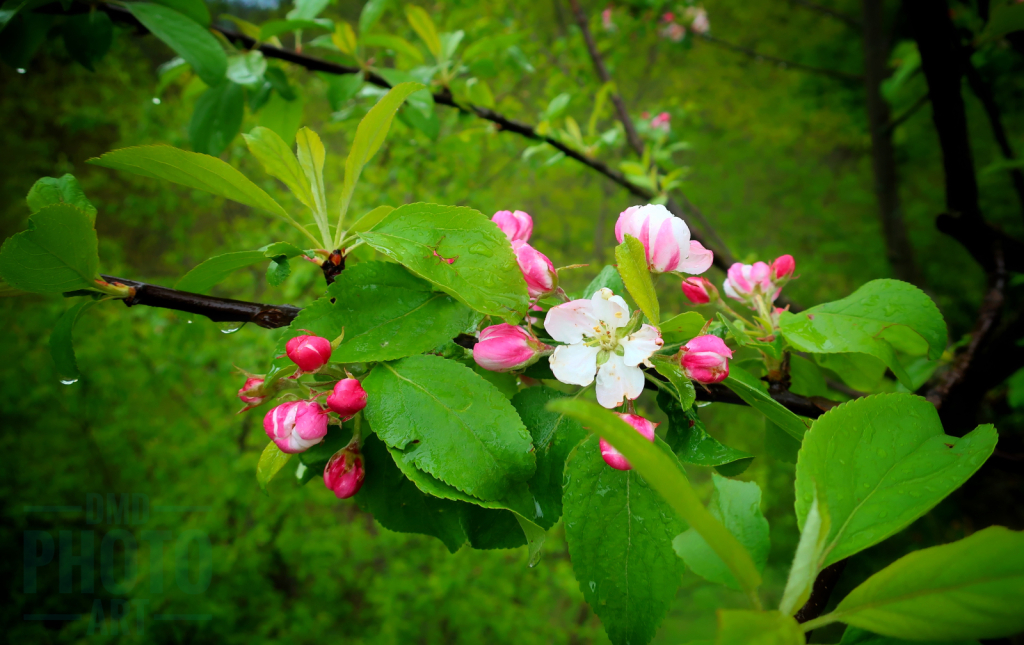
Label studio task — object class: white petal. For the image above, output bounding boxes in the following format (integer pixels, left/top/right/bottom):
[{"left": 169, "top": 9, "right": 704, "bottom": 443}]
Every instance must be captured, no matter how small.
[
  {"left": 677, "top": 240, "right": 714, "bottom": 275},
  {"left": 595, "top": 354, "right": 646, "bottom": 408},
  {"left": 550, "top": 344, "right": 599, "bottom": 387},
  {"left": 591, "top": 289, "right": 630, "bottom": 329},
  {"left": 544, "top": 300, "right": 598, "bottom": 344},
  {"left": 619, "top": 324, "right": 663, "bottom": 367}
]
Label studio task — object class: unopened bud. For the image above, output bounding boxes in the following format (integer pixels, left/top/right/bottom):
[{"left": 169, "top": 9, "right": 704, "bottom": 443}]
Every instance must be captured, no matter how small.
[
  {"left": 286, "top": 334, "right": 332, "bottom": 372},
  {"left": 679, "top": 335, "right": 733, "bottom": 384},
  {"left": 680, "top": 276, "right": 718, "bottom": 305},
  {"left": 326, "top": 378, "right": 367, "bottom": 419},
  {"left": 770, "top": 254, "right": 796, "bottom": 281},
  {"left": 324, "top": 446, "right": 365, "bottom": 499},
  {"left": 263, "top": 400, "right": 329, "bottom": 454},
  {"left": 492, "top": 209, "right": 533, "bottom": 242},
  {"left": 473, "top": 324, "right": 552, "bottom": 372},
  {"left": 512, "top": 241, "right": 558, "bottom": 298},
  {"left": 600, "top": 414, "right": 658, "bottom": 471}
]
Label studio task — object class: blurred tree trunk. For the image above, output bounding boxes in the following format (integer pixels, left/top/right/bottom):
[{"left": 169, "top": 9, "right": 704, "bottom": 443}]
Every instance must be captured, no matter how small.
[{"left": 862, "top": 0, "right": 922, "bottom": 285}]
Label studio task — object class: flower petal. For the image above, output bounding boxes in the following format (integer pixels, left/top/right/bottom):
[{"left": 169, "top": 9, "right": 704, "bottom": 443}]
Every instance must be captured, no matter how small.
[
  {"left": 649, "top": 217, "right": 683, "bottom": 273},
  {"left": 550, "top": 344, "right": 600, "bottom": 387},
  {"left": 677, "top": 240, "right": 714, "bottom": 275},
  {"left": 544, "top": 299, "right": 598, "bottom": 344},
  {"left": 595, "top": 354, "right": 645, "bottom": 408},
  {"left": 591, "top": 289, "right": 631, "bottom": 329},
  {"left": 619, "top": 324, "right": 664, "bottom": 367}
]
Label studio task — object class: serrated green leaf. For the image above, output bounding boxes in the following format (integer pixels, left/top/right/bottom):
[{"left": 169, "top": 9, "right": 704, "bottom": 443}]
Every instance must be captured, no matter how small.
[
  {"left": 830, "top": 527, "right": 1024, "bottom": 639},
  {"left": 838, "top": 626, "right": 979, "bottom": 645},
  {"left": 363, "top": 354, "right": 535, "bottom": 501},
  {"left": 723, "top": 364, "right": 810, "bottom": 441},
  {"left": 674, "top": 474, "right": 769, "bottom": 591},
  {"left": 256, "top": 441, "right": 292, "bottom": 492},
  {"left": 404, "top": 4, "right": 440, "bottom": 58},
  {"left": 336, "top": 82, "right": 423, "bottom": 242},
  {"left": 548, "top": 399, "right": 763, "bottom": 602},
  {"left": 715, "top": 610, "right": 803, "bottom": 645},
  {"left": 0, "top": 204, "right": 100, "bottom": 294},
  {"left": 563, "top": 434, "right": 685, "bottom": 645},
  {"left": 511, "top": 387, "right": 587, "bottom": 528},
  {"left": 796, "top": 393, "right": 997, "bottom": 568},
  {"left": 658, "top": 390, "right": 754, "bottom": 474},
  {"left": 275, "top": 261, "right": 473, "bottom": 365},
  {"left": 50, "top": 298, "right": 96, "bottom": 382},
  {"left": 779, "top": 486, "right": 830, "bottom": 616},
  {"left": 615, "top": 234, "right": 659, "bottom": 323},
  {"left": 354, "top": 433, "right": 467, "bottom": 553},
  {"left": 295, "top": 127, "right": 330, "bottom": 245},
  {"left": 650, "top": 355, "right": 696, "bottom": 409},
  {"left": 358, "top": 202, "right": 530, "bottom": 322},
  {"left": 659, "top": 311, "right": 704, "bottom": 344},
  {"left": 26, "top": 174, "right": 96, "bottom": 220},
  {"left": 189, "top": 81, "right": 244, "bottom": 156},
  {"left": 127, "top": 3, "right": 226, "bottom": 86}
]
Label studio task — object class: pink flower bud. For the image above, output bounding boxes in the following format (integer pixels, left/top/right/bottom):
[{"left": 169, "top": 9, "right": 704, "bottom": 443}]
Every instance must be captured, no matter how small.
[
  {"left": 680, "top": 276, "right": 718, "bottom": 305},
  {"left": 474, "top": 323, "right": 552, "bottom": 372},
  {"left": 492, "top": 210, "right": 533, "bottom": 242},
  {"left": 263, "top": 400, "right": 329, "bottom": 454},
  {"left": 723, "top": 261, "right": 774, "bottom": 303},
  {"left": 512, "top": 240, "right": 558, "bottom": 298},
  {"left": 326, "top": 378, "right": 367, "bottom": 418},
  {"left": 615, "top": 204, "right": 713, "bottom": 274},
  {"left": 285, "top": 334, "right": 332, "bottom": 372},
  {"left": 324, "top": 446, "right": 365, "bottom": 499},
  {"left": 600, "top": 413, "right": 658, "bottom": 471},
  {"left": 651, "top": 112, "right": 671, "bottom": 132},
  {"left": 662, "top": 11, "right": 675, "bottom": 22},
  {"left": 770, "top": 254, "right": 796, "bottom": 281},
  {"left": 680, "top": 335, "right": 733, "bottom": 384},
  {"left": 689, "top": 8, "right": 710, "bottom": 34},
  {"left": 238, "top": 376, "right": 266, "bottom": 406}
]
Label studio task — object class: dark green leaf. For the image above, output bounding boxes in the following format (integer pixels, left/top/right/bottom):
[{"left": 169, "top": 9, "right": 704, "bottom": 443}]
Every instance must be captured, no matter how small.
[
  {"left": 363, "top": 354, "right": 536, "bottom": 501},
  {"left": 714, "top": 610, "right": 803, "bottom": 645},
  {"left": 474, "top": 365, "right": 518, "bottom": 399},
  {"left": 0, "top": 11, "right": 50, "bottom": 68},
  {"left": 796, "top": 393, "right": 997, "bottom": 567},
  {"left": 127, "top": 3, "right": 227, "bottom": 86},
  {"left": 189, "top": 81, "right": 244, "bottom": 156},
  {"left": 563, "top": 434, "right": 685, "bottom": 645},
  {"left": 175, "top": 251, "right": 264, "bottom": 293},
  {"left": 838, "top": 626, "right": 979, "bottom": 645},
  {"left": 650, "top": 355, "right": 696, "bottom": 409},
  {"left": 50, "top": 298, "right": 96, "bottom": 383},
  {"left": 764, "top": 419, "right": 800, "bottom": 464},
  {"left": 674, "top": 474, "right": 769, "bottom": 591},
  {"left": 0, "top": 204, "right": 100, "bottom": 294},
  {"left": 265, "top": 257, "right": 290, "bottom": 286},
  {"left": 323, "top": 72, "right": 363, "bottom": 111},
  {"left": 26, "top": 174, "right": 96, "bottom": 220},
  {"left": 789, "top": 354, "right": 827, "bottom": 398},
  {"left": 615, "top": 234, "right": 659, "bottom": 323},
  {"left": 151, "top": 0, "right": 210, "bottom": 26},
  {"left": 264, "top": 67, "right": 296, "bottom": 100},
  {"left": 61, "top": 11, "right": 113, "bottom": 71},
  {"left": 359, "top": 203, "right": 530, "bottom": 321},
  {"left": 779, "top": 487, "right": 830, "bottom": 616},
  {"left": 658, "top": 390, "right": 753, "bottom": 474},
  {"left": 723, "top": 364, "right": 809, "bottom": 441},
  {"left": 581, "top": 264, "right": 626, "bottom": 299}
]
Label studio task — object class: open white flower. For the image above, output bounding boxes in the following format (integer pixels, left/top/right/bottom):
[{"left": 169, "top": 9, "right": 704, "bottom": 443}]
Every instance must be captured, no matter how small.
[{"left": 546, "top": 288, "right": 664, "bottom": 408}]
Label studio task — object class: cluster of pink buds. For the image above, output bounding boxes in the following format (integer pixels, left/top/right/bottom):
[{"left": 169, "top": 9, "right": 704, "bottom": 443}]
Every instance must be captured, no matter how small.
[
  {"left": 600, "top": 413, "right": 658, "bottom": 470},
  {"left": 264, "top": 400, "right": 330, "bottom": 454},
  {"left": 493, "top": 209, "right": 560, "bottom": 300},
  {"left": 722, "top": 254, "right": 796, "bottom": 308},
  {"left": 473, "top": 323, "right": 553, "bottom": 372},
  {"left": 660, "top": 13, "right": 686, "bottom": 41},
  {"left": 659, "top": 6, "right": 709, "bottom": 41}
]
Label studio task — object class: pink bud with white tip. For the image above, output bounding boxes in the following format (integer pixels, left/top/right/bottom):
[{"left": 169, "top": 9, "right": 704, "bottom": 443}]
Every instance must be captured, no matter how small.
[
  {"left": 600, "top": 413, "right": 658, "bottom": 471},
  {"left": 473, "top": 324, "right": 552, "bottom": 372},
  {"left": 285, "top": 334, "right": 332, "bottom": 372},
  {"left": 679, "top": 335, "right": 733, "bottom": 384},
  {"left": 492, "top": 210, "right": 533, "bottom": 242},
  {"left": 512, "top": 240, "right": 558, "bottom": 298},
  {"left": 263, "top": 400, "right": 329, "bottom": 454}
]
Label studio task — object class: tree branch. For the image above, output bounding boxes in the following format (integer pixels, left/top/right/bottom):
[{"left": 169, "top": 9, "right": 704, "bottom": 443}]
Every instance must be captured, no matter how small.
[
  {"left": 695, "top": 33, "right": 864, "bottom": 82},
  {"left": 882, "top": 92, "right": 929, "bottom": 135},
  {"left": 794, "top": 559, "right": 848, "bottom": 628},
  {"left": 788, "top": 0, "right": 862, "bottom": 29}
]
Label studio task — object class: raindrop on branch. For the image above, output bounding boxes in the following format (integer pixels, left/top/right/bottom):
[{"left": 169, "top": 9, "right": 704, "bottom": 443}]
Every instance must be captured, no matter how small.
[{"left": 60, "top": 378, "right": 79, "bottom": 385}]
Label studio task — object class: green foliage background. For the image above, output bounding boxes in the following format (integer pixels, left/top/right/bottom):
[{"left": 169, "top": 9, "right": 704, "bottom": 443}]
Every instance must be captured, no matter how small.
[{"left": 1, "top": 0, "right": 1022, "bottom": 642}]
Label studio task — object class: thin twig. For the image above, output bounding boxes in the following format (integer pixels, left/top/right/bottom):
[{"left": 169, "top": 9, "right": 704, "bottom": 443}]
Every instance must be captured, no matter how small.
[
  {"left": 788, "top": 0, "right": 862, "bottom": 29},
  {"left": 695, "top": 33, "right": 864, "bottom": 82},
  {"left": 882, "top": 92, "right": 930, "bottom": 135}
]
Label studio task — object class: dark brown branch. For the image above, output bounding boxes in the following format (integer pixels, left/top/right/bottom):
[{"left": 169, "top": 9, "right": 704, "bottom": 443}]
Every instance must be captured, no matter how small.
[
  {"left": 788, "top": 0, "right": 862, "bottom": 29},
  {"left": 695, "top": 33, "right": 864, "bottom": 82},
  {"left": 794, "top": 559, "right": 848, "bottom": 628}
]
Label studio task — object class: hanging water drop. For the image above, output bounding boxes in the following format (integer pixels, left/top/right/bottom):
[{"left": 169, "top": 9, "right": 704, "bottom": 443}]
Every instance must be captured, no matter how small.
[
  {"left": 60, "top": 378, "right": 78, "bottom": 385},
  {"left": 219, "top": 321, "right": 244, "bottom": 334}
]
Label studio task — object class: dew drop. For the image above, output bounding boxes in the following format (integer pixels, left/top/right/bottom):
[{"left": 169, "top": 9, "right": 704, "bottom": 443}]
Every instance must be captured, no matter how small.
[
  {"left": 17, "top": 68, "right": 26, "bottom": 74},
  {"left": 219, "top": 321, "right": 244, "bottom": 334},
  {"left": 152, "top": 97, "right": 161, "bottom": 105},
  {"left": 469, "top": 243, "right": 493, "bottom": 257},
  {"left": 60, "top": 378, "right": 78, "bottom": 385}
]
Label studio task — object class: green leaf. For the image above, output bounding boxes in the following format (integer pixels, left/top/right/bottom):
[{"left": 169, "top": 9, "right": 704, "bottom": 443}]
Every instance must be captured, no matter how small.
[
  {"left": 581, "top": 264, "right": 626, "bottom": 299},
  {"left": 779, "top": 486, "right": 830, "bottom": 616},
  {"left": 363, "top": 354, "right": 536, "bottom": 501},
  {"left": 358, "top": 202, "right": 530, "bottom": 322},
  {"left": 258, "top": 19, "right": 331, "bottom": 42},
  {"left": 722, "top": 364, "right": 810, "bottom": 441},
  {"left": 674, "top": 474, "right": 769, "bottom": 591},
  {"left": 544, "top": 92, "right": 571, "bottom": 120},
  {"left": 264, "top": 66, "right": 296, "bottom": 100},
  {"left": 979, "top": 2, "right": 1024, "bottom": 43},
  {"left": 295, "top": 127, "right": 330, "bottom": 245},
  {"left": 838, "top": 626, "right": 979, "bottom": 645},
  {"left": 61, "top": 11, "right": 113, "bottom": 71},
  {"left": 256, "top": 441, "right": 292, "bottom": 492},
  {"left": 658, "top": 390, "right": 754, "bottom": 474},
  {"left": 779, "top": 279, "right": 947, "bottom": 388},
  {"left": 242, "top": 126, "right": 317, "bottom": 215},
  {"left": 614, "top": 234, "right": 659, "bottom": 323},
  {"left": 175, "top": 243, "right": 303, "bottom": 293},
  {"left": 189, "top": 81, "right": 244, "bottom": 156},
  {"left": 795, "top": 393, "right": 997, "bottom": 568},
  {"left": 225, "top": 50, "right": 266, "bottom": 86},
  {"left": 0, "top": 204, "right": 100, "bottom": 294},
  {"left": 287, "top": 0, "right": 330, "bottom": 21},
  {"left": 127, "top": 3, "right": 227, "bottom": 86},
  {"left": 718, "top": 313, "right": 784, "bottom": 359},
  {"left": 830, "top": 527, "right": 1024, "bottom": 640},
  {"left": 404, "top": 4, "right": 440, "bottom": 58},
  {"left": 465, "top": 77, "right": 495, "bottom": 108},
  {"left": 50, "top": 298, "right": 96, "bottom": 383},
  {"left": 26, "top": 174, "right": 96, "bottom": 221},
  {"left": 362, "top": 34, "right": 424, "bottom": 62},
  {"left": 323, "top": 72, "right": 363, "bottom": 110},
  {"left": 563, "top": 434, "right": 686, "bottom": 645},
  {"left": 511, "top": 387, "right": 587, "bottom": 528},
  {"left": 789, "top": 355, "right": 828, "bottom": 398},
  {"left": 151, "top": 0, "right": 210, "bottom": 27},
  {"left": 258, "top": 90, "right": 305, "bottom": 146},
  {"left": 650, "top": 355, "right": 696, "bottom": 409},
  {"left": 337, "top": 82, "right": 424, "bottom": 240},
  {"left": 474, "top": 365, "right": 518, "bottom": 399},
  {"left": 659, "top": 311, "right": 705, "bottom": 344},
  {"left": 275, "top": 261, "right": 473, "bottom": 364},
  {"left": 815, "top": 352, "right": 886, "bottom": 392},
  {"left": 265, "top": 257, "right": 290, "bottom": 286},
  {"left": 548, "top": 399, "right": 763, "bottom": 601},
  {"left": 354, "top": 433, "right": 467, "bottom": 553},
  {"left": 345, "top": 204, "right": 393, "bottom": 237},
  {"left": 714, "top": 610, "right": 803, "bottom": 645},
  {"left": 359, "top": 0, "right": 390, "bottom": 35},
  {"left": 763, "top": 419, "right": 800, "bottom": 464},
  {"left": 88, "top": 145, "right": 290, "bottom": 221}
]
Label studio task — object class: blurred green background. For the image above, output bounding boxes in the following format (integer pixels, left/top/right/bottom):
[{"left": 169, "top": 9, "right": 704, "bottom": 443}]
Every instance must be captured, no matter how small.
[{"left": 2, "top": 0, "right": 1022, "bottom": 643}]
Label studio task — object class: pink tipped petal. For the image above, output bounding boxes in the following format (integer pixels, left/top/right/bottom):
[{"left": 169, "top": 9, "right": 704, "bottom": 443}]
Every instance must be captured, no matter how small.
[
  {"left": 685, "top": 334, "right": 733, "bottom": 357},
  {"left": 727, "top": 263, "right": 751, "bottom": 294},
  {"left": 492, "top": 210, "right": 533, "bottom": 242},
  {"left": 649, "top": 217, "right": 682, "bottom": 273},
  {"left": 545, "top": 300, "right": 599, "bottom": 344},
  {"left": 595, "top": 354, "right": 645, "bottom": 408},
  {"left": 678, "top": 240, "right": 714, "bottom": 275},
  {"left": 620, "top": 324, "right": 663, "bottom": 367},
  {"left": 550, "top": 344, "right": 600, "bottom": 386},
  {"left": 750, "top": 261, "right": 772, "bottom": 288},
  {"left": 614, "top": 205, "right": 643, "bottom": 243}
]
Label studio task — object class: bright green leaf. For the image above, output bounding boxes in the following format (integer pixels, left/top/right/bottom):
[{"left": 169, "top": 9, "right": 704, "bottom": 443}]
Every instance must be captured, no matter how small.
[
  {"left": 26, "top": 174, "right": 96, "bottom": 221},
  {"left": 295, "top": 127, "right": 330, "bottom": 245},
  {"left": 256, "top": 441, "right": 292, "bottom": 492},
  {"left": 779, "top": 486, "right": 830, "bottom": 616},
  {"left": 258, "top": 19, "right": 331, "bottom": 41},
  {"left": 242, "top": 126, "right": 317, "bottom": 214},
  {"left": 723, "top": 364, "right": 810, "bottom": 441},
  {"left": 0, "top": 204, "right": 100, "bottom": 294},
  {"left": 323, "top": 72, "right": 363, "bottom": 110},
  {"left": 151, "top": 0, "right": 210, "bottom": 27},
  {"left": 127, "top": 3, "right": 227, "bottom": 86},
  {"left": 225, "top": 50, "right": 267, "bottom": 86},
  {"left": 362, "top": 33, "right": 424, "bottom": 62},
  {"left": 404, "top": 4, "right": 440, "bottom": 58},
  {"left": 660, "top": 311, "right": 705, "bottom": 344},
  {"left": 615, "top": 234, "right": 659, "bottom": 323},
  {"left": 265, "top": 257, "right": 290, "bottom": 286},
  {"left": 650, "top": 355, "right": 696, "bottom": 409},
  {"left": 287, "top": 0, "right": 330, "bottom": 21},
  {"left": 345, "top": 204, "right": 393, "bottom": 237},
  {"left": 715, "top": 610, "right": 803, "bottom": 645},
  {"left": 359, "top": 0, "right": 390, "bottom": 34}
]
